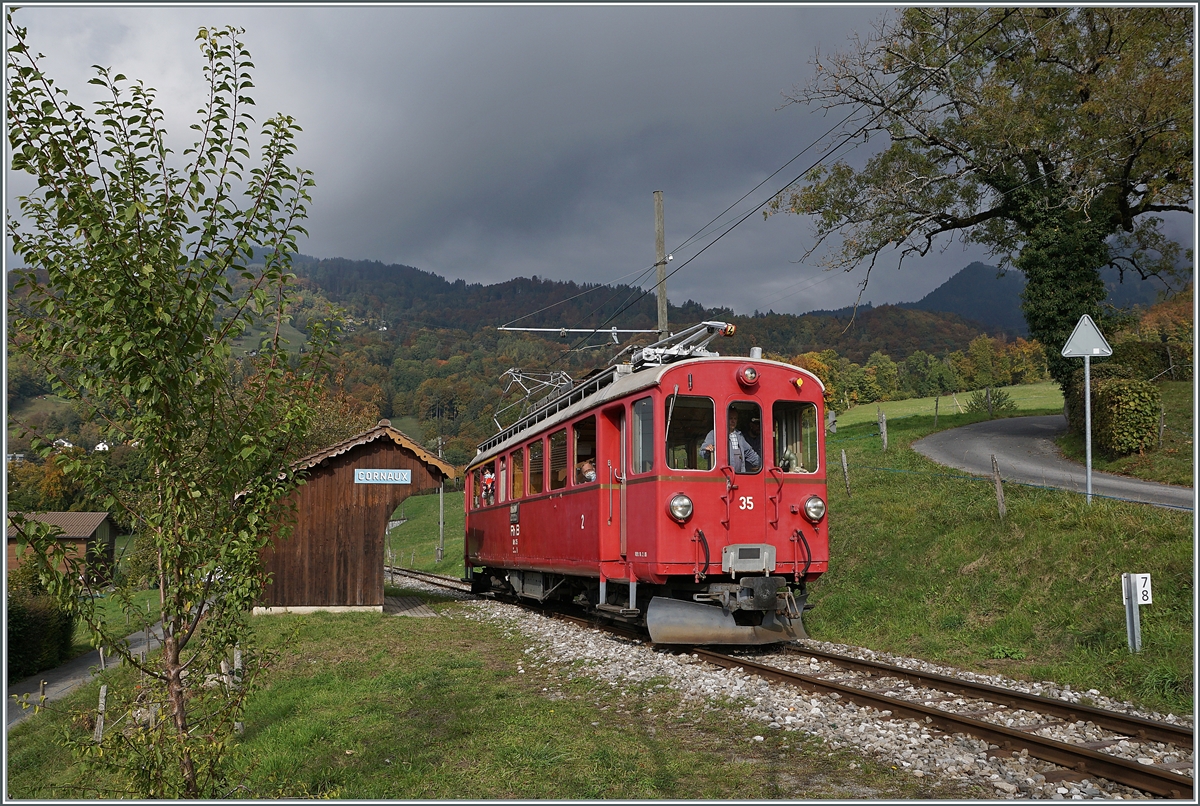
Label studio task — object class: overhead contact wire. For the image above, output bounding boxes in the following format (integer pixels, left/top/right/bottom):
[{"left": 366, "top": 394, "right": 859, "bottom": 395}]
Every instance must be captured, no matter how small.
[{"left": 549, "top": 9, "right": 1020, "bottom": 366}]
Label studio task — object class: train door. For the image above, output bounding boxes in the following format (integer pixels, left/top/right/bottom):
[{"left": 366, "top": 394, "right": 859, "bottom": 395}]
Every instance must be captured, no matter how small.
[
  {"left": 599, "top": 405, "right": 625, "bottom": 564},
  {"left": 722, "top": 400, "right": 768, "bottom": 546}
]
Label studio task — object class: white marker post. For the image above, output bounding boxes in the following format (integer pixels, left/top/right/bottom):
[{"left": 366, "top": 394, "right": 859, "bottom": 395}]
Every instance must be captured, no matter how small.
[
  {"left": 1061, "top": 315, "right": 1113, "bottom": 504},
  {"left": 1122, "top": 573, "right": 1152, "bottom": 653}
]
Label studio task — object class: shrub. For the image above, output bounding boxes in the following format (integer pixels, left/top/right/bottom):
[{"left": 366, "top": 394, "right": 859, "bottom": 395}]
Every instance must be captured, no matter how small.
[
  {"left": 965, "top": 387, "right": 1017, "bottom": 415},
  {"left": 1092, "top": 377, "right": 1162, "bottom": 456}
]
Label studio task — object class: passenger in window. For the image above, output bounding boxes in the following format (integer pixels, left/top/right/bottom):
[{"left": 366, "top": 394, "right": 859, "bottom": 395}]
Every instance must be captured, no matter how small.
[
  {"left": 575, "top": 458, "right": 597, "bottom": 483},
  {"left": 482, "top": 466, "right": 495, "bottom": 505},
  {"left": 702, "top": 413, "right": 760, "bottom": 473}
]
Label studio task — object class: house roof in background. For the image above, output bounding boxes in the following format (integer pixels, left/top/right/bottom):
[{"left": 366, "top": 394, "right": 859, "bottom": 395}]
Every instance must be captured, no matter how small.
[{"left": 6, "top": 512, "right": 110, "bottom": 540}]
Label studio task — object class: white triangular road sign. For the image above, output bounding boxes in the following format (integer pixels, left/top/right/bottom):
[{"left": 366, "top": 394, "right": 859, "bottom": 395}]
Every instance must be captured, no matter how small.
[{"left": 1061, "top": 314, "right": 1113, "bottom": 357}]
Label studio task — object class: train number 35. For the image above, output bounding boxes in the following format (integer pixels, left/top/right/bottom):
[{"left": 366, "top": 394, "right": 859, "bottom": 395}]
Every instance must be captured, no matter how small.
[{"left": 738, "top": 496, "right": 754, "bottom": 510}]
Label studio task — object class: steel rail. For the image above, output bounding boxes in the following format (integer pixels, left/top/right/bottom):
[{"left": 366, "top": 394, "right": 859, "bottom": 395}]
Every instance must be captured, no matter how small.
[
  {"left": 784, "top": 645, "right": 1193, "bottom": 750},
  {"left": 693, "top": 649, "right": 1192, "bottom": 799}
]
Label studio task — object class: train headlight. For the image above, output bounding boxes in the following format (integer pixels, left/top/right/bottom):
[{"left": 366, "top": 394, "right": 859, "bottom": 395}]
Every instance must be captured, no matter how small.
[
  {"left": 803, "top": 495, "right": 826, "bottom": 523},
  {"left": 668, "top": 493, "right": 694, "bottom": 523},
  {"left": 737, "top": 364, "right": 759, "bottom": 387}
]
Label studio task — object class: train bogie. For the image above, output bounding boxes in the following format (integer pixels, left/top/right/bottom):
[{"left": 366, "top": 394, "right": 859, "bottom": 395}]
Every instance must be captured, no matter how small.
[{"left": 465, "top": 330, "right": 829, "bottom": 644}]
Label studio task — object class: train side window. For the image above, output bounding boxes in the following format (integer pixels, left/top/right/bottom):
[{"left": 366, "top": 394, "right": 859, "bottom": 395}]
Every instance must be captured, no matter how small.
[
  {"left": 772, "top": 401, "right": 819, "bottom": 473},
  {"left": 727, "top": 401, "right": 762, "bottom": 474},
  {"left": 549, "top": 429, "right": 568, "bottom": 490},
  {"left": 510, "top": 447, "right": 524, "bottom": 500},
  {"left": 471, "top": 468, "right": 482, "bottom": 509},
  {"left": 573, "top": 416, "right": 597, "bottom": 484},
  {"left": 528, "top": 439, "right": 544, "bottom": 494},
  {"left": 632, "top": 397, "right": 655, "bottom": 474},
  {"left": 498, "top": 457, "right": 507, "bottom": 503},
  {"left": 669, "top": 396, "right": 715, "bottom": 471}
]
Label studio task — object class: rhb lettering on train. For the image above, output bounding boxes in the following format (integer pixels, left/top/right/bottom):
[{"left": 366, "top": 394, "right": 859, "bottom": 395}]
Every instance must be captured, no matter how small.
[{"left": 354, "top": 469, "right": 412, "bottom": 484}]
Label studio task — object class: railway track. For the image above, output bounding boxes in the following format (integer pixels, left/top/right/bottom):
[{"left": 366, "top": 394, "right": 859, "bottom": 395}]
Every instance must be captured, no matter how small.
[
  {"left": 383, "top": 570, "right": 1192, "bottom": 798},
  {"left": 697, "top": 647, "right": 1193, "bottom": 799},
  {"left": 384, "top": 565, "right": 474, "bottom": 594}
]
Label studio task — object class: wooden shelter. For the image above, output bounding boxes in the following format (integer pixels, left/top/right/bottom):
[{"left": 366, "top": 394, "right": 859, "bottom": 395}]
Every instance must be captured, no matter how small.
[
  {"left": 6, "top": 512, "right": 114, "bottom": 583},
  {"left": 256, "top": 419, "right": 455, "bottom": 614}
]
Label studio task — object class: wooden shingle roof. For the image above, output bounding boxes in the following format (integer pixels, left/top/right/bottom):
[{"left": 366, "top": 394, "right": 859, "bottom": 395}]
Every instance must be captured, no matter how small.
[{"left": 292, "top": 420, "right": 456, "bottom": 480}]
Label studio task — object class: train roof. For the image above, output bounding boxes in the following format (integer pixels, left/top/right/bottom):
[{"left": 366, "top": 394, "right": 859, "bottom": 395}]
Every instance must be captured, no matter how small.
[{"left": 470, "top": 355, "right": 823, "bottom": 469}]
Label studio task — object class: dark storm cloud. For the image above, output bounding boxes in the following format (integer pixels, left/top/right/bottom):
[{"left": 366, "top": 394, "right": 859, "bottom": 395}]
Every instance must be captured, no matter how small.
[{"left": 4, "top": 6, "right": 1044, "bottom": 318}]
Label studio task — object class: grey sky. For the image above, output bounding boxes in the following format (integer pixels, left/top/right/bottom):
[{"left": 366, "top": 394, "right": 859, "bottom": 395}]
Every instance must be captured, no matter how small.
[{"left": 6, "top": 5, "right": 1192, "bottom": 318}]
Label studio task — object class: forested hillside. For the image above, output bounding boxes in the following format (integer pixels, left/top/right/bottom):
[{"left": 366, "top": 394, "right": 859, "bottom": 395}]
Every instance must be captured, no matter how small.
[
  {"left": 290, "top": 255, "right": 987, "bottom": 363},
  {"left": 24, "top": 253, "right": 1173, "bottom": 475},
  {"left": 270, "top": 256, "right": 1052, "bottom": 464}
]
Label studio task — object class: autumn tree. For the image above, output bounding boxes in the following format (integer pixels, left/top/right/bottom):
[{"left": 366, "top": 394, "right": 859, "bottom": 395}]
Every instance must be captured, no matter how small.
[
  {"left": 770, "top": 7, "right": 1192, "bottom": 386},
  {"left": 7, "top": 17, "right": 336, "bottom": 796}
]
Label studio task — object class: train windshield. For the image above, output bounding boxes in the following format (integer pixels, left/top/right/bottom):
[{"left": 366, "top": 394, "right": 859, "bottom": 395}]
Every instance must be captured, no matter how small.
[
  {"left": 665, "top": 395, "right": 714, "bottom": 471},
  {"left": 772, "top": 401, "right": 819, "bottom": 473}
]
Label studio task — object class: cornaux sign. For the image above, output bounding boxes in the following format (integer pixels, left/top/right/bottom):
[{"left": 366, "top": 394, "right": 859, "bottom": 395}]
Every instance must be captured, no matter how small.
[{"left": 354, "top": 469, "right": 412, "bottom": 484}]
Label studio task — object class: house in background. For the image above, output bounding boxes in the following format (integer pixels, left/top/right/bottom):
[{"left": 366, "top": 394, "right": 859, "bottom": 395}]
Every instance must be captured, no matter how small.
[{"left": 6, "top": 512, "right": 115, "bottom": 583}]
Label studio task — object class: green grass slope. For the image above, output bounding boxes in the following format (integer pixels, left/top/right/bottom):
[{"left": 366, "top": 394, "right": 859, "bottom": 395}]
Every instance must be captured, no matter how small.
[
  {"left": 386, "top": 489, "right": 466, "bottom": 579},
  {"left": 814, "top": 410, "right": 1193, "bottom": 715},
  {"left": 836, "top": 381, "right": 1063, "bottom": 427},
  {"left": 7, "top": 609, "right": 969, "bottom": 799}
]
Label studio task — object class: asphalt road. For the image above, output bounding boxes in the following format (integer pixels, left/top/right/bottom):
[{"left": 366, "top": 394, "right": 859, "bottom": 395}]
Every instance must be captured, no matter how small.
[{"left": 911, "top": 414, "right": 1194, "bottom": 511}]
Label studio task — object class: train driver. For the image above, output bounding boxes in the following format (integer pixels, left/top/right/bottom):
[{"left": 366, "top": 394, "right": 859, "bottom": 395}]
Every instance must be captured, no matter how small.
[{"left": 702, "top": 412, "right": 760, "bottom": 474}]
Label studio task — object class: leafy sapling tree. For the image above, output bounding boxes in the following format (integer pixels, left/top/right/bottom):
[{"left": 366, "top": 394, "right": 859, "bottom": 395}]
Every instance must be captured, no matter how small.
[
  {"left": 7, "top": 17, "right": 338, "bottom": 797},
  {"left": 768, "top": 7, "right": 1192, "bottom": 386}
]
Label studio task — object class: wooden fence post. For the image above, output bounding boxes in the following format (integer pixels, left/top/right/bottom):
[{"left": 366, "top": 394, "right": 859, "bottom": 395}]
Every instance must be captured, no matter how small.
[
  {"left": 991, "top": 454, "right": 1006, "bottom": 520},
  {"left": 934, "top": 396, "right": 939, "bottom": 429},
  {"left": 94, "top": 685, "right": 107, "bottom": 743},
  {"left": 840, "top": 450, "right": 851, "bottom": 498},
  {"left": 99, "top": 646, "right": 105, "bottom": 671},
  {"left": 1159, "top": 404, "right": 1166, "bottom": 450},
  {"left": 878, "top": 411, "right": 888, "bottom": 452},
  {"left": 233, "top": 645, "right": 244, "bottom": 735},
  {"left": 986, "top": 387, "right": 993, "bottom": 418}
]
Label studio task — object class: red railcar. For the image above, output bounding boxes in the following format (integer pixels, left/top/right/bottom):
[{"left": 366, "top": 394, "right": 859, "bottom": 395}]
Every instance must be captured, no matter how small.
[{"left": 464, "top": 322, "right": 828, "bottom": 644}]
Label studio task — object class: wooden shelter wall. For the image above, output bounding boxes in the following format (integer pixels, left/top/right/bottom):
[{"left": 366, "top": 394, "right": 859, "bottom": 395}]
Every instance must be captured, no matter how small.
[{"left": 261, "top": 439, "right": 443, "bottom": 608}]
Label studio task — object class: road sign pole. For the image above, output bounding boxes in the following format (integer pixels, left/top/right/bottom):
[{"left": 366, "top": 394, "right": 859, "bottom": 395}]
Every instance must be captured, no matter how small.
[
  {"left": 1060, "top": 314, "right": 1112, "bottom": 507},
  {"left": 1084, "top": 354, "right": 1092, "bottom": 505}
]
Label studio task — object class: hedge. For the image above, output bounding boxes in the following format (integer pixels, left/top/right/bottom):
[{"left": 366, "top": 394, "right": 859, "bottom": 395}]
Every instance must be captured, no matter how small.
[
  {"left": 1065, "top": 362, "right": 1135, "bottom": 433},
  {"left": 1110, "top": 340, "right": 1193, "bottom": 382},
  {"left": 1065, "top": 363, "right": 1161, "bottom": 456},
  {"left": 6, "top": 574, "right": 77, "bottom": 683}
]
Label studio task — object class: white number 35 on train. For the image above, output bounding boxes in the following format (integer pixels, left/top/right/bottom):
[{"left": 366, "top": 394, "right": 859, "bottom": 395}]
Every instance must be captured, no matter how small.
[{"left": 738, "top": 496, "right": 754, "bottom": 510}]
